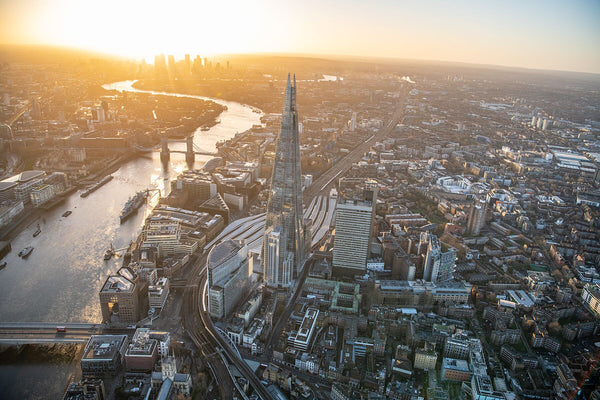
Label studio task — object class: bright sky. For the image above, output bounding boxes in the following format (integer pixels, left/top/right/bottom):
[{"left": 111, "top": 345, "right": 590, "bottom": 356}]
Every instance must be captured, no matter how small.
[{"left": 1, "top": 0, "right": 599, "bottom": 73}]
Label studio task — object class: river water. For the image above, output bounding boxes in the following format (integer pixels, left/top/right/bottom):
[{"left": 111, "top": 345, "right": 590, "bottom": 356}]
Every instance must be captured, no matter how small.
[
  {"left": 0, "top": 80, "right": 262, "bottom": 324},
  {"left": 0, "top": 81, "right": 262, "bottom": 399}
]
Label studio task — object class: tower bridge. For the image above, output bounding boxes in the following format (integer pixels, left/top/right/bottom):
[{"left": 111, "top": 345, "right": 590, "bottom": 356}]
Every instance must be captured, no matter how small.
[{"left": 160, "top": 134, "right": 216, "bottom": 163}]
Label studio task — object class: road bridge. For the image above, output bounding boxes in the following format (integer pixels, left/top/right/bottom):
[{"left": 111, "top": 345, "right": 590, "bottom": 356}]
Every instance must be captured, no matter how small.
[
  {"left": 0, "top": 322, "right": 97, "bottom": 330},
  {"left": 0, "top": 322, "right": 100, "bottom": 345}
]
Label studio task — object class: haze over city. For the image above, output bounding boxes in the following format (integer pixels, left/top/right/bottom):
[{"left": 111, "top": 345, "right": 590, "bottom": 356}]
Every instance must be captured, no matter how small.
[
  {"left": 1, "top": 1, "right": 600, "bottom": 400},
  {"left": 1, "top": 0, "right": 600, "bottom": 73}
]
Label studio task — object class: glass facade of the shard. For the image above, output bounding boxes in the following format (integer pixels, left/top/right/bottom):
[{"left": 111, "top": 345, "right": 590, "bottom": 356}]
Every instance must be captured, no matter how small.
[{"left": 263, "top": 74, "right": 305, "bottom": 288}]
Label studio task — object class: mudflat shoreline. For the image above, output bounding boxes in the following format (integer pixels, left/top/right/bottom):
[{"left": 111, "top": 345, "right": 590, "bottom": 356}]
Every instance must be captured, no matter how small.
[{"left": 0, "top": 343, "right": 85, "bottom": 399}]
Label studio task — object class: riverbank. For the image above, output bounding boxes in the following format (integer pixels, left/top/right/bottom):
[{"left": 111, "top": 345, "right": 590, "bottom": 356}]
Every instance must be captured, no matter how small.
[
  {"left": 0, "top": 153, "right": 134, "bottom": 245},
  {"left": 131, "top": 78, "right": 279, "bottom": 113}
]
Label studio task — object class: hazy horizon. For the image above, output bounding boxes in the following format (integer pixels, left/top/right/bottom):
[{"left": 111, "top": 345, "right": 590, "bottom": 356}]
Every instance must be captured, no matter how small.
[
  {"left": 2, "top": 43, "right": 600, "bottom": 81},
  {"left": 1, "top": 0, "right": 599, "bottom": 74}
]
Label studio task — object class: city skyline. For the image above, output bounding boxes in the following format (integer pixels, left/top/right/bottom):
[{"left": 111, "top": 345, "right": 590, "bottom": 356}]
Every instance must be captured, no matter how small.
[
  {"left": 1, "top": 40, "right": 600, "bottom": 399},
  {"left": 1, "top": 3, "right": 600, "bottom": 396},
  {"left": 0, "top": 0, "right": 599, "bottom": 74}
]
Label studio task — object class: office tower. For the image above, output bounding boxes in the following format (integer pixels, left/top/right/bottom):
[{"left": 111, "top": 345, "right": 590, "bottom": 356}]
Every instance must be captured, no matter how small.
[
  {"left": 263, "top": 74, "right": 305, "bottom": 288},
  {"left": 154, "top": 54, "right": 167, "bottom": 76},
  {"left": 184, "top": 54, "right": 191, "bottom": 76},
  {"left": 192, "top": 56, "right": 202, "bottom": 75},
  {"left": 332, "top": 199, "right": 375, "bottom": 275},
  {"left": 423, "top": 234, "right": 440, "bottom": 282},
  {"left": 207, "top": 240, "right": 252, "bottom": 319},
  {"left": 167, "top": 54, "right": 176, "bottom": 76},
  {"left": 422, "top": 234, "right": 456, "bottom": 283},
  {"left": 542, "top": 118, "right": 549, "bottom": 130},
  {"left": 99, "top": 267, "right": 142, "bottom": 324}
]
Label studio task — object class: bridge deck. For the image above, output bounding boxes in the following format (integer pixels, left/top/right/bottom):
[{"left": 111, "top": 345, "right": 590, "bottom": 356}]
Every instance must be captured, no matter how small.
[{"left": 0, "top": 322, "right": 96, "bottom": 329}]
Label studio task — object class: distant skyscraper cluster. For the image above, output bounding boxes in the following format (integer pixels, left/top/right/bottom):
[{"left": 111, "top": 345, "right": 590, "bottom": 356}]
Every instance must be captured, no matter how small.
[
  {"left": 531, "top": 113, "right": 553, "bottom": 131},
  {"left": 263, "top": 74, "right": 306, "bottom": 288},
  {"left": 152, "top": 53, "right": 228, "bottom": 78}
]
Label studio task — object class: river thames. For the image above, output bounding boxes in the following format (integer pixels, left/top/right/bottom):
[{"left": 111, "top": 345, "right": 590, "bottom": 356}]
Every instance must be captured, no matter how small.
[
  {"left": 0, "top": 81, "right": 262, "bottom": 399},
  {"left": 0, "top": 80, "right": 262, "bottom": 324}
]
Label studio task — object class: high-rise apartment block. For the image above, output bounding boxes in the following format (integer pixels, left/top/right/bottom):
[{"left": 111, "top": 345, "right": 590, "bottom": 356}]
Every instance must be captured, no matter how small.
[
  {"left": 420, "top": 233, "right": 456, "bottom": 283},
  {"left": 582, "top": 283, "right": 600, "bottom": 317},
  {"left": 467, "top": 199, "right": 486, "bottom": 235},
  {"left": 263, "top": 74, "right": 306, "bottom": 288}
]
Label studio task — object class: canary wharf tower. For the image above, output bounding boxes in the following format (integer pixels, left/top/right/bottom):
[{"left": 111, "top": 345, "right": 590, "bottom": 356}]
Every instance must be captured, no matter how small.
[{"left": 263, "top": 74, "right": 306, "bottom": 288}]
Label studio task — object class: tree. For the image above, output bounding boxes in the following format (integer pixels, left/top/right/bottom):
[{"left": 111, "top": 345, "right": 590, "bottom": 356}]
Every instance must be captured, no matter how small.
[
  {"left": 548, "top": 321, "right": 562, "bottom": 337},
  {"left": 551, "top": 269, "right": 563, "bottom": 282},
  {"left": 522, "top": 318, "right": 535, "bottom": 333}
]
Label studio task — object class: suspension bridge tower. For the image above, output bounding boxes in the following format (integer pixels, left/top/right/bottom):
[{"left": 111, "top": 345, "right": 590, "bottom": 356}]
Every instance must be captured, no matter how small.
[
  {"left": 185, "top": 135, "right": 195, "bottom": 165},
  {"left": 160, "top": 134, "right": 170, "bottom": 163}
]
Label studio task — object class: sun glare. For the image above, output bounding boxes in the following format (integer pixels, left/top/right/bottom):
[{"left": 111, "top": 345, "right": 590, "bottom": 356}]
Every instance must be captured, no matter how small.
[
  {"left": 1, "top": 0, "right": 598, "bottom": 72},
  {"left": 31, "top": 0, "right": 270, "bottom": 59}
]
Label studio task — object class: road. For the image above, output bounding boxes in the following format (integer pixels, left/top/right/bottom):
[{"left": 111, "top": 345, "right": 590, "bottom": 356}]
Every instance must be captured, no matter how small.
[
  {"left": 5, "top": 100, "right": 31, "bottom": 126},
  {"left": 303, "top": 96, "right": 408, "bottom": 202},
  {"left": 0, "top": 324, "right": 96, "bottom": 344},
  {"left": 266, "top": 257, "right": 314, "bottom": 353}
]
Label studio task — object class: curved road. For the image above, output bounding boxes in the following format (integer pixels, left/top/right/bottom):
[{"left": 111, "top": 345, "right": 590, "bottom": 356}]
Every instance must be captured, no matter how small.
[
  {"left": 181, "top": 255, "right": 237, "bottom": 400},
  {"left": 196, "top": 267, "right": 274, "bottom": 400}
]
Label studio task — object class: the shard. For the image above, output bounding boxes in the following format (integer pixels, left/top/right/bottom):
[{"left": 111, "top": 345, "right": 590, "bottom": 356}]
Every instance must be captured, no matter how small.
[{"left": 263, "top": 74, "right": 305, "bottom": 288}]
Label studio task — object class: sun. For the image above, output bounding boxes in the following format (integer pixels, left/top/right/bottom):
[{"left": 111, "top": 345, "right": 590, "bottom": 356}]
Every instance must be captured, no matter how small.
[{"left": 20, "top": 0, "right": 274, "bottom": 59}]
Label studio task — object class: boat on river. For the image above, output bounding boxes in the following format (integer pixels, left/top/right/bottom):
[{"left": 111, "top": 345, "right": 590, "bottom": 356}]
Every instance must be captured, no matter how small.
[
  {"left": 62, "top": 210, "right": 72, "bottom": 217},
  {"left": 32, "top": 224, "right": 41, "bottom": 237},
  {"left": 120, "top": 191, "right": 148, "bottom": 223},
  {"left": 203, "top": 157, "right": 223, "bottom": 172},
  {"left": 18, "top": 247, "right": 34, "bottom": 258},
  {"left": 103, "top": 243, "right": 115, "bottom": 260},
  {"left": 81, "top": 175, "right": 113, "bottom": 198},
  {"left": 0, "top": 261, "right": 6, "bottom": 270}
]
